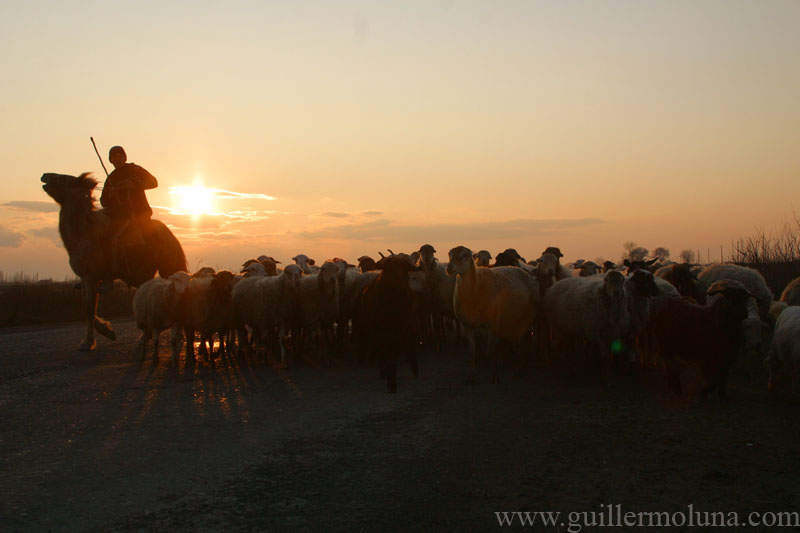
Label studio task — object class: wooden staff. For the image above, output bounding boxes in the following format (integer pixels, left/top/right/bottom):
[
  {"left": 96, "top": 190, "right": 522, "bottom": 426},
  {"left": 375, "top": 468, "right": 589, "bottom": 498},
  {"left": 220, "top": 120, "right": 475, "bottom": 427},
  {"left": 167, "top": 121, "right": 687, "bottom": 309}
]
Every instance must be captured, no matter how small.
[{"left": 90, "top": 137, "right": 109, "bottom": 177}]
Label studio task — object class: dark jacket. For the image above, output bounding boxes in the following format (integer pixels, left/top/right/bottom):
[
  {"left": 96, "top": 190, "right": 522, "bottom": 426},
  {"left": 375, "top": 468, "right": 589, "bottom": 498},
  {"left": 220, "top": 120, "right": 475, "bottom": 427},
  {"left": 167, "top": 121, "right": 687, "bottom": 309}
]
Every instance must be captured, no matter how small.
[{"left": 100, "top": 163, "right": 157, "bottom": 220}]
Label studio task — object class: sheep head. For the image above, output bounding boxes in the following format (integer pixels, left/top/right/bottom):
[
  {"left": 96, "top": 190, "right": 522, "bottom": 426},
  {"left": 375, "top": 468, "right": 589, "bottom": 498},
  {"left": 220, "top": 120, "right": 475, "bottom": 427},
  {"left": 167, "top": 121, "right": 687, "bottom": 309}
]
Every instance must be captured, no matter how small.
[
  {"left": 259, "top": 258, "right": 279, "bottom": 276},
  {"left": 292, "top": 254, "right": 316, "bottom": 274},
  {"left": 663, "top": 263, "right": 701, "bottom": 301},
  {"left": 240, "top": 262, "right": 267, "bottom": 277},
  {"left": 357, "top": 256, "right": 377, "bottom": 272},
  {"left": 542, "top": 246, "right": 563, "bottom": 259},
  {"left": 379, "top": 255, "right": 415, "bottom": 286},
  {"left": 627, "top": 269, "right": 660, "bottom": 297},
  {"left": 167, "top": 271, "right": 191, "bottom": 295},
  {"left": 282, "top": 264, "right": 303, "bottom": 288},
  {"left": 256, "top": 255, "right": 281, "bottom": 264},
  {"left": 446, "top": 246, "right": 474, "bottom": 276},
  {"left": 473, "top": 250, "right": 492, "bottom": 267},
  {"left": 318, "top": 261, "right": 339, "bottom": 288},
  {"left": 577, "top": 261, "right": 600, "bottom": 277},
  {"left": 707, "top": 280, "right": 755, "bottom": 323},
  {"left": 417, "top": 244, "right": 437, "bottom": 270},
  {"left": 192, "top": 266, "right": 216, "bottom": 278}
]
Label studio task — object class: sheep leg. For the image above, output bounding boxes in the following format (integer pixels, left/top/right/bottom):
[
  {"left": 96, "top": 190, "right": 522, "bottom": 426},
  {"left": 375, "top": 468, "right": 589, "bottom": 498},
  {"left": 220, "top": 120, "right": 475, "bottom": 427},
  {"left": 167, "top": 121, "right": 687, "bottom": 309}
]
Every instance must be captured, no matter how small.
[
  {"left": 278, "top": 324, "right": 290, "bottom": 368},
  {"left": 464, "top": 326, "right": 478, "bottom": 385},
  {"left": 407, "top": 345, "right": 419, "bottom": 378},
  {"left": 184, "top": 327, "right": 196, "bottom": 361},
  {"left": 488, "top": 334, "right": 499, "bottom": 384},
  {"left": 151, "top": 329, "right": 161, "bottom": 366},
  {"left": 137, "top": 330, "right": 150, "bottom": 360},
  {"left": 665, "top": 360, "right": 682, "bottom": 394},
  {"left": 218, "top": 331, "right": 227, "bottom": 357},
  {"left": 169, "top": 325, "right": 183, "bottom": 365},
  {"left": 384, "top": 351, "right": 398, "bottom": 393},
  {"left": 236, "top": 325, "right": 249, "bottom": 357}
]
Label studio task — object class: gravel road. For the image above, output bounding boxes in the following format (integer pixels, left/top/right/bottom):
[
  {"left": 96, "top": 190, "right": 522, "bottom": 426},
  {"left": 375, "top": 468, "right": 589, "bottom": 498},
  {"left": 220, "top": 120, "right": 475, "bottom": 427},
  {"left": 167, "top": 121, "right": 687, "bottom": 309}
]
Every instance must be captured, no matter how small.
[{"left": 2, "top": 319, "right": 799, "bottom": 532}]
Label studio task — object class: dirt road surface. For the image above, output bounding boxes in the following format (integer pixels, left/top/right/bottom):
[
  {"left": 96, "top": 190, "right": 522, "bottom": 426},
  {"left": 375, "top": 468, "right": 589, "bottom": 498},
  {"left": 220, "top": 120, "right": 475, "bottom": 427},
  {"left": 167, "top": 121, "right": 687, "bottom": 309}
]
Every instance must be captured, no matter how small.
[{"left": 2, "top": 319, "right": 799, "bottom": 532}]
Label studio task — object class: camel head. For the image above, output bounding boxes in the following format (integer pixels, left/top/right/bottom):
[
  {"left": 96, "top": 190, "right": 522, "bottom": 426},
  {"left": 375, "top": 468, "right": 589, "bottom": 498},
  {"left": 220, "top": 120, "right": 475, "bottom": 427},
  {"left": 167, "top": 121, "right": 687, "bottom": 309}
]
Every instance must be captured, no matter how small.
[{"left": 41, "top": 172, "right": 98, "bottom": 207}]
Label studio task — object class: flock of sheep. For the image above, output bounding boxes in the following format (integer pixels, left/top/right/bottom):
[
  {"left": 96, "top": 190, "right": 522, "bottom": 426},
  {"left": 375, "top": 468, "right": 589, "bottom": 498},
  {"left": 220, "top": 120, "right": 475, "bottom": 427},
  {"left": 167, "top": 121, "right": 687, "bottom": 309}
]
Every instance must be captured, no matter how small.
[{"left": 131, "top": 244, "right": 800, "bottom": 396}]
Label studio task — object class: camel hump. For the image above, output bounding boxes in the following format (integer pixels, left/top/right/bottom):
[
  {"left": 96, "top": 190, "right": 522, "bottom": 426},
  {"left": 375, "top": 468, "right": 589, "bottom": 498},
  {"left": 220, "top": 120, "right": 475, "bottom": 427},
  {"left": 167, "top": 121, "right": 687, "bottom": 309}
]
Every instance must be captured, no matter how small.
[{"left": 113, "top": 218, "right": 187, "bottom": 286}]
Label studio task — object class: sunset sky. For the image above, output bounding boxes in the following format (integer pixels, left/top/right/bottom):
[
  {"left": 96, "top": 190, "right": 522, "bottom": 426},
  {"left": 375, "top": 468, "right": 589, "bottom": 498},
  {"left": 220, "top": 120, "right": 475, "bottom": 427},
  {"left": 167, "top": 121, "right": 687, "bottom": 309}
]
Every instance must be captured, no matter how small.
[{"left": 2, "top": 1, "right": 799, "bottom": 279}]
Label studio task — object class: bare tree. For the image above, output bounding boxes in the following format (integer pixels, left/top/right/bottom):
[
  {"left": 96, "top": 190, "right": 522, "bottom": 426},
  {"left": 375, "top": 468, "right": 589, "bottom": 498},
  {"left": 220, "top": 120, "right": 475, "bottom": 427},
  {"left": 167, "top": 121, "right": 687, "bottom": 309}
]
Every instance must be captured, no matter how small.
[
  {"left": 653, "top": 247, "right": 670, "bottom": 261},
  {"left": 622, "top": 242, "right": 649, "bottom": 262},
  {"left": 730, "top": 214, "right": 800, "bottom": 264},
  {"left": 679, "top": 249, "right": 696, "bottom": 264}
]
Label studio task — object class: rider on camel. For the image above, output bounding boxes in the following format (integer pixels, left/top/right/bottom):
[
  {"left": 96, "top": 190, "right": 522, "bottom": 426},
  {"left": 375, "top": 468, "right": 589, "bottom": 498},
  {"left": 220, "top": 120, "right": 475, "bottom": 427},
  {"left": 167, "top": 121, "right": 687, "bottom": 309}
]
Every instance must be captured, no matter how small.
[{"left": 98, "top": 145, "right": 157, "bottom": 293}]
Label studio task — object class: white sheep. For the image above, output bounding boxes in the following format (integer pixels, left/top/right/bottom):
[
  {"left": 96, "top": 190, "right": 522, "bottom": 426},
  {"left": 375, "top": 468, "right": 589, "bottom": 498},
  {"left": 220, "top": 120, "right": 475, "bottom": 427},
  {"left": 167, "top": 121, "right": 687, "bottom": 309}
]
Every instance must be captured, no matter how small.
[
  {"left": 295, "top": 260, "right": 340, "bottom": 364},
  {"left": 417, "top": 244, "right": 458, "bottom": 351},
  {"left": 766, "top": 306, "right": 800, "bottom": 393},
  {"left": 231, "top": 262, "right": 268, "bottom": 356},
  {"left": 575, "top": 260, "right": 601, "bottom": 277},
  {"left": 541, "top": 246, "right": 572, "bottom": 280},
  {"left": 473, "top": 250, "right": 492, "bottom": 267},
  {"left": 543, "top": 271, "right": 628, "bottom": 380},
  {"left": 780, "top": 277, "right": 800, "bottom": 306},
  {"left": 697, "top": 264, "right": 773, "bottom": 320},
  {"left": 446, "top": 245, "right": 540, "bottom": 384},
  {"left": 133, "top": 271, "right": 191, "bottom": 365},
  {"left": 292, "top": 253, "right": 320, "bottom": 275},
  {"left": 706, "top": 288, "right": 770, "bottom": 362},
  {"left": 622, "top": 269, "right": 661, "bottom": 363},
  {"left": 250, "top": 264, "right": 304, "bottom": 366}
]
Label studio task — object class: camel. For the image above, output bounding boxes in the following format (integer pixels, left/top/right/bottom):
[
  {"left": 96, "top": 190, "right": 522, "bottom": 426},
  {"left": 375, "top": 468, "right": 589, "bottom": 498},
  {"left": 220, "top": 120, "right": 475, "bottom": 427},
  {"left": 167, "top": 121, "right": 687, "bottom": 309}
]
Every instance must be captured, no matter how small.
[{"left": 41, "top": 172, "right": 187, "bottom": 350}]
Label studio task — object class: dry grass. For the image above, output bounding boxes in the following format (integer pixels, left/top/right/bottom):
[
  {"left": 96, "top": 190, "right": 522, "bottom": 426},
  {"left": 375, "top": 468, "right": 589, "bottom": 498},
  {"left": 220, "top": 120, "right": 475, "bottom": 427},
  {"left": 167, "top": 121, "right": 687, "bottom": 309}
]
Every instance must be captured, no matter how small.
[{"left": 0, "top": 280, "right": 135, "bottom": 328}]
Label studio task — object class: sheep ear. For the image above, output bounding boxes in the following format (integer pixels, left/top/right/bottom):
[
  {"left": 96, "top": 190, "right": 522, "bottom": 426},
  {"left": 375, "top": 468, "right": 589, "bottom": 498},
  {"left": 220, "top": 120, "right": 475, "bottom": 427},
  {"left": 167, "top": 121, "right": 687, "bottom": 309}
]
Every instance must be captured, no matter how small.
[
  {"left": 291, "top": 255, "right": 298, "bottom": 261},
  {"left": 624, "top": 259, "right": 632, "bottom": 267},
  {"left": 308, "top": 258, "right": 315, "bottom": 266}
]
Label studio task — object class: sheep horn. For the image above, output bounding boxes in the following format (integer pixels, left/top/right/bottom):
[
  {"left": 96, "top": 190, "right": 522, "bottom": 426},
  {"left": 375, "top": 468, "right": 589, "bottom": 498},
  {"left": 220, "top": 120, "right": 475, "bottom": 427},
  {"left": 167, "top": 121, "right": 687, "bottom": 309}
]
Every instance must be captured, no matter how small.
[{"left": 378, "top": 251, "right": 386, "bottom": 258}]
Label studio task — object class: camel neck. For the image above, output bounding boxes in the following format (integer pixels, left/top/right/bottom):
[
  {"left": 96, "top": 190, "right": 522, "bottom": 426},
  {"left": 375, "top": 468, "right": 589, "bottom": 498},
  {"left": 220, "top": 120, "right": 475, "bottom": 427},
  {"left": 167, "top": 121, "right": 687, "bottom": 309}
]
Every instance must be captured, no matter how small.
[{"left": 58, "top": 202, "right": 93, "bottom": 253}]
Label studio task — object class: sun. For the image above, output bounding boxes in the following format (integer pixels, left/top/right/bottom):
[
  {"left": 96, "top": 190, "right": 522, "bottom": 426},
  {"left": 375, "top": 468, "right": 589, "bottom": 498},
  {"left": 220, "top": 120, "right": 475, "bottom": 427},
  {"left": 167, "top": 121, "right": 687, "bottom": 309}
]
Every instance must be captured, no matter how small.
[{"left": 169, "top": 181, "right": 216, "bottom": 216}]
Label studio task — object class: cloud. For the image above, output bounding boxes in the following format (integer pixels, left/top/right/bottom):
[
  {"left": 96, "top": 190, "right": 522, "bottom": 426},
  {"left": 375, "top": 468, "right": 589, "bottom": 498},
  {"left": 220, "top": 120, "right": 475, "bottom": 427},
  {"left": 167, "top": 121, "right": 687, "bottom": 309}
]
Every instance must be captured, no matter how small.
[
  {"left": 0, "top": 225, "right": 25, "bottom": 247},
  {"left": 166, "top": 187, "right": 275, "bottom": 202},
  {"left": 295, "top": 217, "right": 604, "bottom": 243},
  {"left": 211, "top": 189, "right": 275, "bottom": 201},
  {"left": 1, "top": 201, "right": 59, "bottom": 213},
  {"left": 320, "top": 212, "right": 350, "bottom": 218},
  {"left": 194, "top": 232, "right": 241, "bottom": 241},
  {"left": 28, "top": 226, "right": 62, "bottom": 245},
  {"left": 361, "top": 211, "right": 383, "bottom": 217}
]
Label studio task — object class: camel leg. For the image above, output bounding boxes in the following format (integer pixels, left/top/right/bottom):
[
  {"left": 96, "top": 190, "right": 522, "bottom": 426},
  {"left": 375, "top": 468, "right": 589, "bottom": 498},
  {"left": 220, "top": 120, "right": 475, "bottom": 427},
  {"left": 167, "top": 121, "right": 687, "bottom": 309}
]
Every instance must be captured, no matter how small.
[
  {"left": 94, "top": 316, "right": 116, "bottom": 341},
  {"left": 78, "top": 280, "right": 98, "bottom": 351}
]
